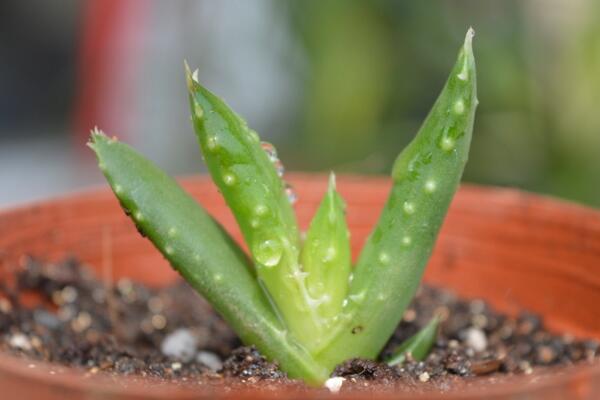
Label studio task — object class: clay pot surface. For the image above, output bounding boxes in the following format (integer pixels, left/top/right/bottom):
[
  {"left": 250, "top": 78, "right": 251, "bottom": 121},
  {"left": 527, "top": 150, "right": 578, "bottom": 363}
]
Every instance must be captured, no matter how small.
[{"left": 1, "top": 174, "right": 600, "bottom": 399}]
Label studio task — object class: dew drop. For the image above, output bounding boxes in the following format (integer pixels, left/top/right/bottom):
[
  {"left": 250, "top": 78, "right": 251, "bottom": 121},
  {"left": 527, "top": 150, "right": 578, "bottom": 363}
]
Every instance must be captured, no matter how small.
[
  {"left": 134, "top": 211, "right": 144, "bottom": 221},
  {"left": 457, "top": 63, "right": 469, "bottom": 81},
  {"left": 403, "top": 201, "right": 415, "bottom": 215},
  {"left": 114, "top": 185, "right": 123, "bottom": 195},
  {"left": 453, "top": 99, "right": 465, "bottom": 115},
  {"left": 261, "top": 142, "right": 278, "bottom": 161},
  {"left": 402, "top": 236, "right": 412, "bottom": 246},
  {"left": 206, "top": 136, "right": 218, "bottom": 151},
  {"left": 194, "top": 103, "right": 204, "bottom": 118},
  {"left": 191, "top": 69, "right": 199, "bottom": 83},
  {"left": 255, "top": 204, "right": 268, "bottom": 216},
  {"left": 377, "top": 294, "right": 386, "bottom": 301},
  {"left": 342, "top": 299, "right": 349, "bottom": 308},
  {"left": 322, "top": 246, "right": 336, "bottom": 263},
  {"left": 378, "top": 252, "right": 390, "bottom": 265},
  {"left": 348, "top": 273, "right": 354, "bottom": 283},
  {"left": 223, "top": 173, "right": 236, "bottom": 186},
  {"left": 285, "top": 183, "right": 297, "bottom": 204},
  {"left": 440, "top": 137, "right": 455, "bottom": 152},
  {"left": 168, "top": 228, "right": 177, "bottom": 237},
  {"left": 273, "top": 159, "right": 285, "bottom": 177},
  {"left": 250, "top": 219, "right": 260, "bottom": 228},
  {"left": 214, "top": 274, "right": 223, "bottom": 282},
  {"left": 165, "top": 245, "right": 174, "bottom": 255},
  {"left": 424, "top": 180, "right": 437, "bottom": 193},
  {"left": 254, "top": 239, "right": 283, "bottom": 267}
]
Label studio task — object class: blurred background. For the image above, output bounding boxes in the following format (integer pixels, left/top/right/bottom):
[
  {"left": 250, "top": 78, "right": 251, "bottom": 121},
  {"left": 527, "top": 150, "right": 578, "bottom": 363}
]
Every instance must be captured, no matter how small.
[{"left": 1, "top": 0, "right": 599, "bottom": 207}]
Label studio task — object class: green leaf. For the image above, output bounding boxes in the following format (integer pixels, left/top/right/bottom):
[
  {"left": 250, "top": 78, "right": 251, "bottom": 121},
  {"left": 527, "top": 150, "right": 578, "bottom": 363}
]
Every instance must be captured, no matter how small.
[
  {"left": 315, "top": 28, "right": 478, "bottom": 370},
  {"left": 185, "top": 64, "right": 325, "bottom": 350},
  {"left": 386, "top": 316, "right": 439, "bottom": 366},
  {"left": 301, "top": 173, "right": 351, "bottom": 328},
  {"left": 89, "top": 129, "right": 329, "bottom": 385}
]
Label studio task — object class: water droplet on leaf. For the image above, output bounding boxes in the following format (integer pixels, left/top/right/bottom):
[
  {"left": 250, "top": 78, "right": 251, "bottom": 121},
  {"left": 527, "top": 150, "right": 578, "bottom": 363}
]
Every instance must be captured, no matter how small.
[
  {"left": 378, "top": 252, "right": 390, "bottom": 265},
  {"left": 322, "top": 246, "right": 336, "bottom": 262},
  {"left": 425, "top": 180, "right": 437, "bottom": 193},
  {"left": 274, "top": 159, "right": 285, "bottom": 177},
  {"left": 261, "top": 141, "right": 278, "bottom": 161},
  {"left": 403, "top": 201, "right": 415, "bottom": 215},
  {"left": 285, "top": 183, "right": 297, "bottom": 204},
  {"left": 440, "top": 137, "right": 455, "bottom": 152},
  {"left": 223, "top": 173, "right": 236, "bottom": 186},
  {"left": 255, "top": 239, "right": 283, "bottom": 267},
  {"left": 453, "top": 99, "right": 465, "bottom": 114},
  {"left": 206, "top": 136, "right": 218, "bottom": 151},
  {"left": 255, "top": 204, "right": 268, "bottom": 216},
  {"left": 194, "top": 103, "right": 204, "bottom": 118}
]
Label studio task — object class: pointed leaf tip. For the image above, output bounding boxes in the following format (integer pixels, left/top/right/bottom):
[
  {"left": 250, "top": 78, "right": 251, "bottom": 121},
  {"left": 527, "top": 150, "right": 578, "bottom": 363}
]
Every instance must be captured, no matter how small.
[
  {"left": 328, "top": 172, "right": 337, "bottom": 191},
  {"left": 184, "top": 60, "right": 198, "bottom": 92},
  {"left": 457, "top": 28, "right": 476, "bottom": 81},
  {"left": 465, "top": 27, "right": 475, "bottom": 50},
  {"left": 88, "top": 127, "right": 105, "bottom": 147}
]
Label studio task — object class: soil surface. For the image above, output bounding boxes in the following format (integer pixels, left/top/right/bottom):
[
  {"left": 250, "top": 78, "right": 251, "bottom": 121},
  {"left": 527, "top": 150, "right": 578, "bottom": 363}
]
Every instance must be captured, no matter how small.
[{"left": 0, "top": 256, "right": 598, "bottom": 393}]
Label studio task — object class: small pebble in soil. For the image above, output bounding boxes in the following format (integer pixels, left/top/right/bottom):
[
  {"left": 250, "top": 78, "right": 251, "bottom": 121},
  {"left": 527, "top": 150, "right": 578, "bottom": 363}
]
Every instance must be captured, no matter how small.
[
  {"left": 161, "top": 328, "right": 198, "bottom": 362},
  {"left": 197, "top": 351, "right": 223, "bottom": 371},
  {"left": 0, "top": 257, "right": 598, "bottom": 391},
  {"left": 324, "top": 376, "right": 346, "bottom": 393},
  {"left": 9, "top": 333, "right": 32, "bottom": 351},
  {"left": 464, "top": 327, "right": 487, "bottom": 352}
]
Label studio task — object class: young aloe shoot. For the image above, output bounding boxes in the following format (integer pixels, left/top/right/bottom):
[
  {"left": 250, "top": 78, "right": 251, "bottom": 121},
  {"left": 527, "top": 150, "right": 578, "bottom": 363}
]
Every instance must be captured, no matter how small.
[
  {"left": 386, "top": 316, "right": 440, "bottom": 366},
  {"left": 90, "top": 29, "right": 477, "bottom": 386}
]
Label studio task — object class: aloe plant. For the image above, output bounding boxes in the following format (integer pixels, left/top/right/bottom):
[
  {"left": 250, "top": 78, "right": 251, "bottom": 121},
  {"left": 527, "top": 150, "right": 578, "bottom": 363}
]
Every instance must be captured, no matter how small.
[{"left": 89, "top": 28, "right": 477, "bottom": 386}]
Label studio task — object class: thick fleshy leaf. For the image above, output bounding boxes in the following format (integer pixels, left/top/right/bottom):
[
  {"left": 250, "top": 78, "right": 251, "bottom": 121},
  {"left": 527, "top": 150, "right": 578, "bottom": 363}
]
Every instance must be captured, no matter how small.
[
  {"left": 316, "top": 29, "right": 477, "bottom": 370},
  {"left": 301, "top": 173, "right": 351, "bottom": 327}
]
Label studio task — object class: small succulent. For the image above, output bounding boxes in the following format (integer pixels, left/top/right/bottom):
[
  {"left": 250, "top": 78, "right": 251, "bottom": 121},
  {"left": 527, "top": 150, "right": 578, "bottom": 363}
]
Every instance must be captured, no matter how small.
[{"left": 89, "top": 29, "right": 477, "bottom": 385}]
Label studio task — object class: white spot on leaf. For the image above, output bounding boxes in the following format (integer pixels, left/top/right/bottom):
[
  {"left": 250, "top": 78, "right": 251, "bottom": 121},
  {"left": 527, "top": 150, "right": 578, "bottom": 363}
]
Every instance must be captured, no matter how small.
[{"left": 425, "top": 180, "right": 437, "bottom": 193}]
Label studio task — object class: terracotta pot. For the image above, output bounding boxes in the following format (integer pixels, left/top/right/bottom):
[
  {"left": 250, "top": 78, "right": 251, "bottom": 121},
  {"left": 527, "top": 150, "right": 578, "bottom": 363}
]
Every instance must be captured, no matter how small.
[{"left": 1, "top": 174, "right": 599, "bottom": 399}]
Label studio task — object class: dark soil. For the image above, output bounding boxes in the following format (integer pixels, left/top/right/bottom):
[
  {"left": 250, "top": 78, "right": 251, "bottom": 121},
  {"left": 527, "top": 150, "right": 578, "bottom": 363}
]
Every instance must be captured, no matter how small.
[{"left": 0, "top": 256, "right": 598, "bottom": 393}]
